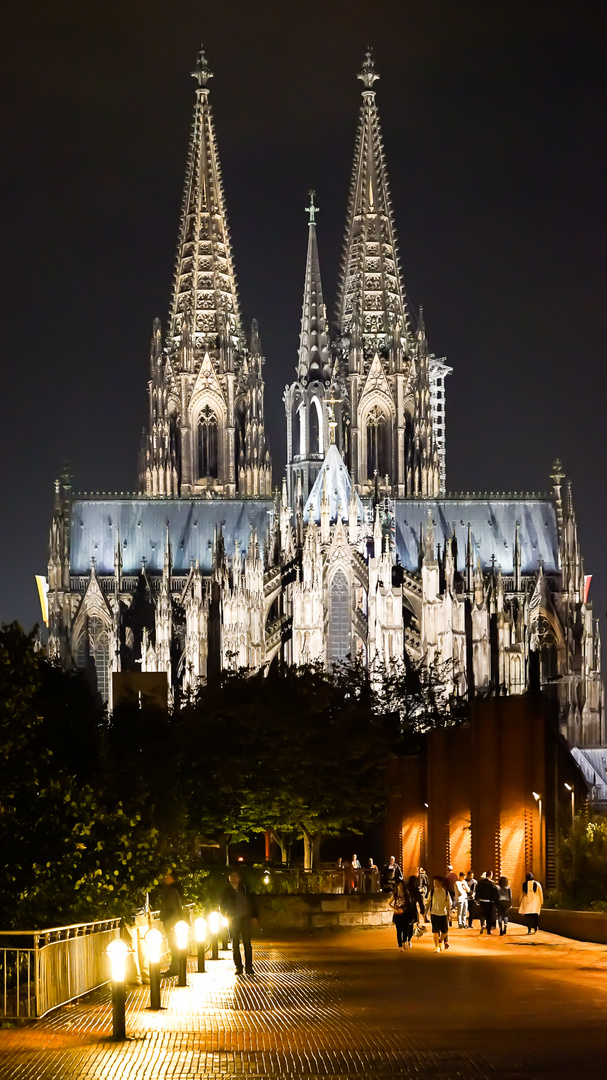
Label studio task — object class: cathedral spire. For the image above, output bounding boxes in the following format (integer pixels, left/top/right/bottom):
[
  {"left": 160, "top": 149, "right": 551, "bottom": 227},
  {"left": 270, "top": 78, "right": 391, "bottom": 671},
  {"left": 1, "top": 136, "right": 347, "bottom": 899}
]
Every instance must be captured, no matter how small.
[
  {"left": 336, "top": 48, "right": 409, "bottom": 347},
  {"left": 297, "top": 192, "right": 330, "bottom": 380},
  {"left": 168, "top": 44, "right": 241, "bottom": 356}
]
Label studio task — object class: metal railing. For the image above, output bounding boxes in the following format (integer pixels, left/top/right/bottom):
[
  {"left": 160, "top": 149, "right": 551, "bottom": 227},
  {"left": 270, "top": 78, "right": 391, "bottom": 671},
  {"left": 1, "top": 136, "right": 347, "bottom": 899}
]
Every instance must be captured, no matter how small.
[{"left": 0, "top": 919, "right": 120, "bottom": 1020}]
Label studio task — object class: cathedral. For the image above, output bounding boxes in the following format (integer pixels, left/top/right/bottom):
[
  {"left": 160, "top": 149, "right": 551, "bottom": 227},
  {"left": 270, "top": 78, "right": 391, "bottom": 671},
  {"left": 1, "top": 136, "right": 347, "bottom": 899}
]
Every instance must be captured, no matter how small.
[{"left": 47, "top": 47, "right": 604, "bottom": 747}]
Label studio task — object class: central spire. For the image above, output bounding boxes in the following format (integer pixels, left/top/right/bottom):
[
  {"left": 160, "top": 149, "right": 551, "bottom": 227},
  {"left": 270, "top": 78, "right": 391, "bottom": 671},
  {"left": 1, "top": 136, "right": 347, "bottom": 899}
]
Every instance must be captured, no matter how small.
[
  {"left": 167, "top": 44, "right": 241, "bottom": 356},
  {"left": 298, "top": 191, "right": 329, "bottom": 380},
  {"left": 336, "top": 48, "right": 409, "bottom": 347}
]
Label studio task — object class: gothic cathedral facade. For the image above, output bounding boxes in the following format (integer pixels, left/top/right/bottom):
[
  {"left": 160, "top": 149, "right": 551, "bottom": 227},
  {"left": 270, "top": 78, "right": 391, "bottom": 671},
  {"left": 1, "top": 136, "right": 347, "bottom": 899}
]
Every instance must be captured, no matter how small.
[{"left": 47, "top": 48, "right": 603, "bottom": 747}]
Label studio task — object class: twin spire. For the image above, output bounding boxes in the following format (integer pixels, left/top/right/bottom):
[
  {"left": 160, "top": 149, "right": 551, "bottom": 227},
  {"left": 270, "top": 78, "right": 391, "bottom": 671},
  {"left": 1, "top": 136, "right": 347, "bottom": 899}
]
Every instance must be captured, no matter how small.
[
  {"left": 168, "top": 46, "right": 241, "bottom": 356},
  {"left": 297, "top": 192, "right": 330, "bottom": 380}
]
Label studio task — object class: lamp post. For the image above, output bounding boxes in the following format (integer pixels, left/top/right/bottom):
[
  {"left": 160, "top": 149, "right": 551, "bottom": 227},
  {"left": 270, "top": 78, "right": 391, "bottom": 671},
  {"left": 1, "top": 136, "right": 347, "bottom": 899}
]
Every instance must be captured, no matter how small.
[
  {"left": 220, "top": 915, "right": 230, "bottom": 952},
  {"left": 145, "top": 927, "right": 163, "bottom": 1010},
  {"left": 533, "top": 791, "right": 543, "bottom": 876},
  {"left": 194, "top": 917, "right": 207, "bottom": 973},
  {"left": 174, "top": 920, "right": 189, "bottom": 987},
  {"left": 564, "top": 782, "right": 575, "bottom": 823},
  {"left": 208, "top": 910, "right": 220, "bottom": 960},
  {"left": 106, "top": 938, "right": 129, "bottom": 1041}
]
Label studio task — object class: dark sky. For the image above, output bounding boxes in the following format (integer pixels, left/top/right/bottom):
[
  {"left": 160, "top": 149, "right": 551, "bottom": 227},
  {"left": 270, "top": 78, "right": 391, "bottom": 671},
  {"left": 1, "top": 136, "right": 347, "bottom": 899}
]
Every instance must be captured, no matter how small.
[{"left": 2, "top": 0, "right": 607, "bottom": 639}]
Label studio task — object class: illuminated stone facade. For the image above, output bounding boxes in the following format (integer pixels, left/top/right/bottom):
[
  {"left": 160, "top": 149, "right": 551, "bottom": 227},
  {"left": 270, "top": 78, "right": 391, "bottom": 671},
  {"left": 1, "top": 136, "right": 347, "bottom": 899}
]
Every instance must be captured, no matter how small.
[{"left": 47, "top": 47, "right": 603, "bottom": 746}]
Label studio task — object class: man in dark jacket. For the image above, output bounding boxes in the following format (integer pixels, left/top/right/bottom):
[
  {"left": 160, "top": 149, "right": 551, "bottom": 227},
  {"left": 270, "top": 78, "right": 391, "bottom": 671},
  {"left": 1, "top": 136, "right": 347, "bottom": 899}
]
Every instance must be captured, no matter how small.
[
  {"left": 380, "top": 856, "right": 403, "bottom": 893},
  {"left": 220, "top": 871, "right": 259, "bottom": 976},
  {"left": 475, "top": 871, "right": 499, "bottom": 935},
  {"left": 159, "top": 870, "right": 184, "bottom": 976}
]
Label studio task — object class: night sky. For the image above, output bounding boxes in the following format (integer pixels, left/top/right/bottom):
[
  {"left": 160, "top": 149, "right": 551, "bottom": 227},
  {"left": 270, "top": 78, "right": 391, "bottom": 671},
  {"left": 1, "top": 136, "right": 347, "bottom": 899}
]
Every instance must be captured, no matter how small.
[{"left": 2, "top": 1, "right": 607, "bottom": 639}]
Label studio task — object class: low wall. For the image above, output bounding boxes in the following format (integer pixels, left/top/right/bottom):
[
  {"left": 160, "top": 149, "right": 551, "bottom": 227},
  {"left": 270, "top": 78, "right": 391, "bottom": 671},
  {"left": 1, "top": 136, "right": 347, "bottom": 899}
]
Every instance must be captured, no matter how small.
[
  {"left": 510, "top": 907, "right": 607, "bottom": 945},
  {"left": 259, "top": 893, "right": 392, "bottom": 930}
]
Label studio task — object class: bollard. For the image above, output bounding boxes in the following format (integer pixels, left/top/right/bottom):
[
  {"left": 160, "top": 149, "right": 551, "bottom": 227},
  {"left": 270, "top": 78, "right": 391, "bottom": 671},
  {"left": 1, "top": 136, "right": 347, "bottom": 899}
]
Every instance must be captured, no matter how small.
[
  {"left": 194, "top": 917, "right": 207, "bottom": 973},
  {"left": 208, "top": 911, "right": 221, "bottom": 960},
  {"left": 145, "top": 928, "right": 163, "bottom": 1011},
  {"left": 220, "top": 915, "right": 230, "bottom": 952},
  {"left": 175, "top": 920, "right": 189, "bottom": 987},
  {"left": 106, "top": 938, "right": 129, "bottom": 1041}
]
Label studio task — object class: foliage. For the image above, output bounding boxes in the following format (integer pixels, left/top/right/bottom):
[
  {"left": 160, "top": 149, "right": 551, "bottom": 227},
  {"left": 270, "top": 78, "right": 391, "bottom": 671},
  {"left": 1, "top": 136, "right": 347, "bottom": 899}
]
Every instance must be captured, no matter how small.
[
  {"left": 0, "top": 622, "right": 466, "bottom": 927},
  {"left": 552, "top": 814, "right": 607, "bottom": 910}
]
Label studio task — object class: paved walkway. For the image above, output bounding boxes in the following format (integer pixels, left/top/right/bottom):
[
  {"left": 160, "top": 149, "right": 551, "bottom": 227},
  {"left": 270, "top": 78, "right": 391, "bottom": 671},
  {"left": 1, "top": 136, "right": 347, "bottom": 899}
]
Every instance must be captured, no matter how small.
[{"left": 1, "top": 921, "right": 606, "bottom": 1078}]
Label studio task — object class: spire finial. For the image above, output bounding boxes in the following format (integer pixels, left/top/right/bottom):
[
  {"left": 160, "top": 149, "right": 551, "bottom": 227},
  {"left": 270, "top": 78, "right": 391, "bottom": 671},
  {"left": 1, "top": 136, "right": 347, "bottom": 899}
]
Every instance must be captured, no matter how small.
[
  {"left": 191, "top": 45, "right": 213, "bottom": 89},
  {"left": 358, "top": 47, "right": 379, "bottom": 91},
  {"left": 306, "top": 190, "right": 319, "bottom": 224}
]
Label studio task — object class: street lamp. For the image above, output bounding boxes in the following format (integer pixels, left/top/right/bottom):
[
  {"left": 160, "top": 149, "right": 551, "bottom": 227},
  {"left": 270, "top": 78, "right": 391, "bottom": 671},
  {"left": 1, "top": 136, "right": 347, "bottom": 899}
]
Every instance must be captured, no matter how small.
[
  {"left": 145, "top": 927, "right": 163, "bottom": 1010},
  {"left": 194, "top": 917, "right": 207, "bottom": 973},
  {"left": 106, "top": 937, "right": 129, "bottom": 1040},
  {"left": 564, "top": 782, "right": 575, "bottom": 823},
  {"left": 208, "top": 910, "right": 220, "bottom": 961},
  {"left": 174, "top": 920, "right": 189, "bottom": 987}
]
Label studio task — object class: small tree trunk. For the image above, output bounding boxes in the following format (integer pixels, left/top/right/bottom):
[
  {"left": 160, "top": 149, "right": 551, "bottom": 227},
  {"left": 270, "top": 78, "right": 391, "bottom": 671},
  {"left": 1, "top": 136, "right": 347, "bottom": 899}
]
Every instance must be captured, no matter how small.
[
  {"left": 303, "top": 829, "right": 313, "bottom": 871},
  {"left": 313, "top": 830, "right": 322, "bottom": 869},
  {"left": 271, "top": 830, "right": 288, "bottom": 865}
]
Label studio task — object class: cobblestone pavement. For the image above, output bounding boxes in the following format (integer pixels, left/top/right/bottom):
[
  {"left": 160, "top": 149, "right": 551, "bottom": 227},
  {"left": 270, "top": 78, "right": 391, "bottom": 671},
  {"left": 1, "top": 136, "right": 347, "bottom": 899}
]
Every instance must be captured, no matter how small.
[{"left": 1, "top": 922, "right": 606, "bottom": 1078}]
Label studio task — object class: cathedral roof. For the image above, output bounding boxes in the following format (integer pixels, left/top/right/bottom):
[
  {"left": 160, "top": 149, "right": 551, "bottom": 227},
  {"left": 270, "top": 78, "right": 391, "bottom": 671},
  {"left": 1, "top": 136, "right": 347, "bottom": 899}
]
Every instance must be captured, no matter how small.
[
  {"left": 393, "top": 499, "right": 559, "bottom": 575},
  {"left": 303, "top": 444, "right": 364, "bottom": 524},
  {"left": 69, "top": 499, "right": 273, "bottom": 575}
]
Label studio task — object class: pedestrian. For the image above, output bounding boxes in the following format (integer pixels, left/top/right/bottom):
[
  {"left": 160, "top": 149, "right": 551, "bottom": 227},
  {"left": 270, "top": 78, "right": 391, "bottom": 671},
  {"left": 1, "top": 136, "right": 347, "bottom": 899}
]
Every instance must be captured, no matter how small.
[
  {"left": 476, "top": 870, "right": 498, "bottom": 935},
  {"left": 365, "top": 857, "right": 379, "bottom": 893},
  {"left": 444, "top": 864, "right": 457, "bottom": 904},
  {"left": 455, "top": 871, "right": 470, "bottom": 928},
  {"left": 426, "top": 875, "right": 452, "bottom": 953},
  {"left": 159, "top": 869, "right": 185, "bottom": 977},
  {"left": 389, "top": 881, "right": 417, "bottom": 949},
  {"left": 406, "top": 874, "right": 425, "bottom": 923},
  {"left": 519, "top": 872, "right": 543, "bottom": 934},
  {"left": 381, "top": 855, "right": 403, "bottom": 892},
  {"left": 418, "top": 866, "right": 430, "bottom": 921},
  {"left": 220, "top": 870, "right": 259, "bottom": 975},
  {"left": 466, "top": 870, "right": 477, "bottom": 927},
  {"left": 351, "top": 854, "right": 361, "bottom": 892},
  {"left": 496, "top": 875, "right": 512, "bottom": 935}
]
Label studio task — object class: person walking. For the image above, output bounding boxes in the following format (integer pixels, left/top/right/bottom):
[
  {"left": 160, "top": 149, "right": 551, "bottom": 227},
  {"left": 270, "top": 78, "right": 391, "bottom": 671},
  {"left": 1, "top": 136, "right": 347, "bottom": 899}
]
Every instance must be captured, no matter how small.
[
  {"left": 454, "top": 871, "right": 470, "bottom": 928},
  {"left": 381, "top": 856, "right": 403, "bottom": 892},
  {"left": 476, "top": 870, "right": 499, "bottom": 935},
  {"left": 159, "top": 870, "right": 185, "bottom": 977},
  {"left": 389, "top": 881, "right": 407, "bottom": 948},
  {"left": 465, "top": 871, "right": 477, "bottom": 928},
  {"left": 220, "top": 870, "right": 259, "bottom": 975},
  {"left": 418, "top": 867, "right": 430, "bottom": 920},
  {"left": 496, "top": 876, "right": 512, "bottom": 935},
  {"left": 426, "top": 875, "right": 452, "bottom": 953},
  {"left": 519, "top": 872, "right": 543, "bottom": 934},
  {"left": 406, "top": 874, "right": 425, "bottom": 924}
]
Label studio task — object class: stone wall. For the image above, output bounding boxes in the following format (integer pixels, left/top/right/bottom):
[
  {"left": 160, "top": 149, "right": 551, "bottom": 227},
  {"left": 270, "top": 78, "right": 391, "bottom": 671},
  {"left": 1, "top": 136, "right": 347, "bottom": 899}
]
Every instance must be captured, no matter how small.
[
  {"left": 510, "top": 907, "right": 607, "bottom": 945},
  {"left": 258, "top": 893, "right": 393, "bottom": 931}
]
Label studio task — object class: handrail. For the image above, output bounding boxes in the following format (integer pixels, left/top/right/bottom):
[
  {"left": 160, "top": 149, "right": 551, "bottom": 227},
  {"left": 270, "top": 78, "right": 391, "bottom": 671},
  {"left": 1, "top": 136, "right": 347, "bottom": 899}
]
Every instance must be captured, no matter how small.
[{"left": 0, "top": 918, "right": 121, "bottom": 939}]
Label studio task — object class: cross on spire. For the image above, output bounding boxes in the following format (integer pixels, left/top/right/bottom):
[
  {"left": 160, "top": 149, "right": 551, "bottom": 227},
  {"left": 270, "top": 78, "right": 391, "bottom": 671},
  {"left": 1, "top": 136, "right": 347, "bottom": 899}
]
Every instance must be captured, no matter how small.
[
  {"left": 551, "top": 458, "right": 565, "bottom": 485},
  {"left": 358, "top": 47, "right": 380, "bottom": 91},
  {"left": 191, "top": 46, "right": 213, "bottom": 88},
  {"left": 306, "top": 190, "right": 319, "bottom": 224}
]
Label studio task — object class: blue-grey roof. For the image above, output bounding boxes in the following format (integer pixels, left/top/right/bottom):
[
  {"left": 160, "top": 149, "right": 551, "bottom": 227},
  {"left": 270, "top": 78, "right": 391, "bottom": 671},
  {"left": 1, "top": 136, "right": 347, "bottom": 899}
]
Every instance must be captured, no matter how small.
[
  {"left": 69, "top": 499, "right": 274, "bottom": 575},
  {"left": 304, "top": 444, "right": 365, "bottom": 523},
  {"left": 393, "top": 500, "right": 559, "bottom": 575}
]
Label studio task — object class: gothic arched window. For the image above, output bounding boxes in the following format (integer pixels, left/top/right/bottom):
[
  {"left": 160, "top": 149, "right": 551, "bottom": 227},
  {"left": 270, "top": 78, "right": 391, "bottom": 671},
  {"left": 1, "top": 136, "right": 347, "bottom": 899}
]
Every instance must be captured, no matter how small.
[
  {"left": 329, "top": 570, "right": 350, "bottom": 662},
  {"left": 198, "top": 406, "right": 218, "bottom": 479},
  {"left": 76, "top": 615, "right": 110, "bottom": 702},
  {"left": 309, "top": 397, "right": 320, "bottom": 455},
  {"left": 366, "top": 406, "right": 390, "bottom": 481}
]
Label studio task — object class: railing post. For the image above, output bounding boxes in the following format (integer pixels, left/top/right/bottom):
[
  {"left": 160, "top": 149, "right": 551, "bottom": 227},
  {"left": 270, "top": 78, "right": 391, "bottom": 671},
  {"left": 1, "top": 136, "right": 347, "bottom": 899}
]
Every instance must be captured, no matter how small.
[{"left": 33, "top": 933, "right": 40, "bottom": 1019}]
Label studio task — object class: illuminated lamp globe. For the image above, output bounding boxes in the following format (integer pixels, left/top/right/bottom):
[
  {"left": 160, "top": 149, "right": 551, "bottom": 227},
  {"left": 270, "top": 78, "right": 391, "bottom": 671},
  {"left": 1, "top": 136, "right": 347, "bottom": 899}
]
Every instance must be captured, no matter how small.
[
  {"left": 221, "top": 915, "right": 229, "bottom": 929},
  {"left": 194, "top": 917, "right": 207, "bottom": 943},
  {"left": 175, "top": 920, "right": 190, "bottom": 951},
  {"left": 145, "top": 927, "right": 163, "bottom": 965},
  {"left": 208, "top": 911, "right": 221, "bottom": 935},
  {"left": 106, "top": 937, "right": 129, "bottom": 983}
]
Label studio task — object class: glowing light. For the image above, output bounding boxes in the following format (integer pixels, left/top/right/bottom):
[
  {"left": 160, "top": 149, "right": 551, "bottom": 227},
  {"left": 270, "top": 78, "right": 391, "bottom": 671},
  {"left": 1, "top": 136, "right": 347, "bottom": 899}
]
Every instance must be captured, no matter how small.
[
  {"left": 145, "top": 927, "right": 163, "bottom": 964},
  {"left": 106, "top": 937, "right": 129, "bottom": 982},
  {"left": 221, "top": 915, "right": 229, "bottom": 928},
  {"left": 263, "top": 873, "right": 270, "bottom": 885},
  {"left": 194, "top": 917, "right": 207, "bottom": 942},
  {"left": 175, "top": 920, "right": 189, "bottom": 951},
  {"left": 564, "top": 783, "right": 573, "bottom": 791},
  {"left": 208, "top": 910, "right": 221, "bottom": 935},
  {"left": 532, "top": 792, "right": 541, "bottom": 802}
]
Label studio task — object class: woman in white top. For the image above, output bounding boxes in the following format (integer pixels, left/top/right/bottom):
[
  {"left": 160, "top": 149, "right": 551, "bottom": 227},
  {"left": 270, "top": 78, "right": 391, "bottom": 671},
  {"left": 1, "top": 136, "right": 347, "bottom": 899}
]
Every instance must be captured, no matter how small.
[{"left": 519, "top": 872, "right": 543, "bottom": 934}]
